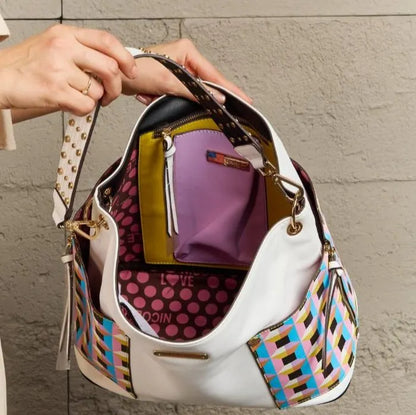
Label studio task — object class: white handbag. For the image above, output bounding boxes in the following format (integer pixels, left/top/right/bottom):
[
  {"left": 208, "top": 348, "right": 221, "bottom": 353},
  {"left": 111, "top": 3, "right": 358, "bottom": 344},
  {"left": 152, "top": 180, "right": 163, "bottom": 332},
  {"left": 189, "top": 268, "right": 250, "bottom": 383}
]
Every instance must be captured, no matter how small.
[{"left": 53, "top": 49, "right": 359, "bottom": 409}]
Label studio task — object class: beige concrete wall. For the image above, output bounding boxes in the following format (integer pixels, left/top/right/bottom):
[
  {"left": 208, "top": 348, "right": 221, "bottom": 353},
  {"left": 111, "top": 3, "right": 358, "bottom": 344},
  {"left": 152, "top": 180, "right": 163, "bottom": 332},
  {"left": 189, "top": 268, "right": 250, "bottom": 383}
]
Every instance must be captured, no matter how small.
[{"left": 0, "top": 1, "right": 415, "bottom": 414}]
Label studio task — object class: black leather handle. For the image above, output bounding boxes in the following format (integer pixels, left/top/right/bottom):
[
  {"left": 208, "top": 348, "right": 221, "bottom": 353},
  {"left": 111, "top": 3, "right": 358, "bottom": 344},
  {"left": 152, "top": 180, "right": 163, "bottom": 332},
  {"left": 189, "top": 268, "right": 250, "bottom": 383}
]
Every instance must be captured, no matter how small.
[{"left": 135, "top": 49, "right": 264, "bottom": 157}]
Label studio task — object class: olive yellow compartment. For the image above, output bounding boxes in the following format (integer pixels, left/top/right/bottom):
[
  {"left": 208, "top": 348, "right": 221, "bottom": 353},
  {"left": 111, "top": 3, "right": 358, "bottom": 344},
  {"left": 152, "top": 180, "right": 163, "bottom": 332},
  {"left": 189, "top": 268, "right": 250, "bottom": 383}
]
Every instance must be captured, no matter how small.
[{"left": 138, "top": 117, "right": 292, "bottom": 268}]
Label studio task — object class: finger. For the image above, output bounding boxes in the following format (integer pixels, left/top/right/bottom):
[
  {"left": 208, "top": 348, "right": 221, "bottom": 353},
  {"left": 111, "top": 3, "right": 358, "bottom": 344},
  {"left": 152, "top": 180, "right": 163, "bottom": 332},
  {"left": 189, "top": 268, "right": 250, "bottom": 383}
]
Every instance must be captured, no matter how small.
[
  {"left": 57, "top": 88, "right": 97, "bottom": 116},
  {"left": 135, "top": 94, "right": 158, "bottom": 105},
  {"left": 68, "top": 70, "right": 104, "bottom": 102},
  {"left": 74, "top": 45, "right": 123, "bottom": 105},
  {"left": 73, "top": 27, "right": 137, "bottom": 79},
  {"left": 184, "top": 49, "right": 252, "bottom": 104}
]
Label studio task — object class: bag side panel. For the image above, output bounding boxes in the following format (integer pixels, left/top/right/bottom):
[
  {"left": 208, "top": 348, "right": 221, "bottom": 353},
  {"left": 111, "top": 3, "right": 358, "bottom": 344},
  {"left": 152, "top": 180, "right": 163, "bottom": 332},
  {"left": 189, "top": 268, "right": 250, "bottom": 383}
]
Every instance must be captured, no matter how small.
[{"left": 72, "top": 237, "right": 136, "bottom": 399}]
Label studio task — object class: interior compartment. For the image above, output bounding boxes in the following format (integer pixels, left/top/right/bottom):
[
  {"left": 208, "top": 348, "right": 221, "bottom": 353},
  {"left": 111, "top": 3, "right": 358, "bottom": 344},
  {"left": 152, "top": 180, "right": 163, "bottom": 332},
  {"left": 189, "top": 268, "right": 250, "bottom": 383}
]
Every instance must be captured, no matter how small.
[{"left": 105, "top": 97, "right": 294, "bottom": 342}]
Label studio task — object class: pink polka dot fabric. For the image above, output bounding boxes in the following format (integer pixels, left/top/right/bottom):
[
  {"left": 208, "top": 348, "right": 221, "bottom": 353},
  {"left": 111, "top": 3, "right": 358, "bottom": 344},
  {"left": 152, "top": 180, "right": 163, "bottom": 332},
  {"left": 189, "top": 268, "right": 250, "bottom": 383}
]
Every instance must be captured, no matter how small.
[
  {"left": 119, "top": 269, "right": 243, "bottom": 341},
  {"left": 110, "top": 148, "right": 144, "bottom": 264},
  {"left": 111, "top": 142, "right": 245, "bottom": 341}
]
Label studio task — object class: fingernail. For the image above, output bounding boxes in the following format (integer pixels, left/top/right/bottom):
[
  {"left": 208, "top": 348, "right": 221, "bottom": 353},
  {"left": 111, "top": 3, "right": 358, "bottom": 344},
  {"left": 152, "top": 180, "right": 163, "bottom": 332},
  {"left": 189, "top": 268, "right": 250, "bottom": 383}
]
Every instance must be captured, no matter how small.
[
  {"left": 213, "top": 90, "right": 226, "bottom": 104},
  {"left": 136, "top": 94, "right": 152, "bottom": 105}
]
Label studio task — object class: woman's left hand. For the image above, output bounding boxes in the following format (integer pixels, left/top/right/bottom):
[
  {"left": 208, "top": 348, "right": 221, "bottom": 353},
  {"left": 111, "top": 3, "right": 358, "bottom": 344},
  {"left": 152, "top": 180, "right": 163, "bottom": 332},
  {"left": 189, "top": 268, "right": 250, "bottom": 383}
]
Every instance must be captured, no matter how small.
[{"left": 122, "top": 39, "right": 252, "bottom": 105}]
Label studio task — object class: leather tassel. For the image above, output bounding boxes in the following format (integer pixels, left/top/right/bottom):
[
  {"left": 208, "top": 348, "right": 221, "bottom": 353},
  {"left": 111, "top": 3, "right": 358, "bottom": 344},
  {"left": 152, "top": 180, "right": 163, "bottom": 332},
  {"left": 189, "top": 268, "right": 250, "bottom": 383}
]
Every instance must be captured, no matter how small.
[
  {"left": 322, "top": 257, "right": 344, "bottom": 371},
  {"left": 56, "top": 252, "right": 74, "bottom": 371}
]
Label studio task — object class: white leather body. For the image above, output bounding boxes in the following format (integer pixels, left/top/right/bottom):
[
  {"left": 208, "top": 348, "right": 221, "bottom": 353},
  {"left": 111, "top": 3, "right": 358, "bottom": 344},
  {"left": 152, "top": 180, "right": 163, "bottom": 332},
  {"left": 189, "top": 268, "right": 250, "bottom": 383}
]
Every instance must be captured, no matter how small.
[
  {"left": 86, "top": 88, "right": 324, "bottom": 406},
  {"left": 0, "top": 340, "right": 6, "bottom": 415}
]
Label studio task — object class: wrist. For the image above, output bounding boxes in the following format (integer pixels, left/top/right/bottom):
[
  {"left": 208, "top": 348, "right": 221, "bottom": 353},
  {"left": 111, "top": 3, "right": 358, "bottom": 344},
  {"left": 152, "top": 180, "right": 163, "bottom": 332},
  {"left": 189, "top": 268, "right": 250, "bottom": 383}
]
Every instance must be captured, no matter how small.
[{"left": 0, "top": 67, "right": 14, "bottom": 109}]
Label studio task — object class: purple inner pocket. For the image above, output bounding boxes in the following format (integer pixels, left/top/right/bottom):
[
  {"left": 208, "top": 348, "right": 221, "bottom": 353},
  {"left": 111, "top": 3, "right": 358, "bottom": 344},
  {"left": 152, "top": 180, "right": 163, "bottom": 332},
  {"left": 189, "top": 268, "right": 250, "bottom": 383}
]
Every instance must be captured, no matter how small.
[{"left": 173, "top": 129, "right": 267, "bottom": 267}]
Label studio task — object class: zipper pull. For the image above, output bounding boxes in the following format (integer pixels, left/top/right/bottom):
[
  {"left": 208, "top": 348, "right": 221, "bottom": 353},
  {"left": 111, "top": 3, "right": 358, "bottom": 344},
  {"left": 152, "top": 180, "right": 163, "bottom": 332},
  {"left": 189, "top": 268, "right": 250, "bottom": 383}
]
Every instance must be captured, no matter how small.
[{"left": 163, "top": 131, "right": 179, "bottom": 236}]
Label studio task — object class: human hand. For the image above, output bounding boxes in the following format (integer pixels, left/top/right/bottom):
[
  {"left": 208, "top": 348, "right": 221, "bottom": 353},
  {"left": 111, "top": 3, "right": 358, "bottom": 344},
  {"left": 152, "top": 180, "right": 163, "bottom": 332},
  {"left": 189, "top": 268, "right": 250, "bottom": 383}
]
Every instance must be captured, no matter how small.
[
  {"left": 122, "top": 39, "right": 252, "bottom": 105},
  {"left": 0, "top": 24, "right": 137, "bottom": 116}
]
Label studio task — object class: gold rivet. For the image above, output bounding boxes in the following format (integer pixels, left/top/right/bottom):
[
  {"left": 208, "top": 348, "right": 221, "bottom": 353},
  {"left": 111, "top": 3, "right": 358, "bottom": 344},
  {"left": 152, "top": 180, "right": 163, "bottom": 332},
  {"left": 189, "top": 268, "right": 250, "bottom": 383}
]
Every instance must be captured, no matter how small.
[
  {"left": 57, "top": 168, "right": 63, "bottom": 175},
  {"left": 67, "top": 159, "right": 72, "bottom": 165},
  {"left": 244, "top": 135, "right": 249, "bottom": 142},
  {"left": 218, "top": 109, "right": 223, "bottom": 115},
  {"left": 72, "top": 166, "right": 77, "bottom": 173},
  {"left": 71, "top": 143, "right": 76, "bottom": 149},
  {"left": 56, "top": 183, "right": 61, "bottom": 190},
  {"left": 86, "top": 116, "right": 92, "bottom": 123},
  {"left": 64, "top": 176, "right": 68, "bottom": 181},
  {"left": 61, "top": 151, "right": 67, "bottom": 159},
  {"left": 64, "top": 135, "right": 71, "bottom": 143},
  {"left": 218, "top": 123, "right": 224, "bottom": 129},
  {"left": 81, "top": 133, "right": 87, "bottom": 140},
  {"left": 76, "top": 149, "right": 82, "bottom": 156},
  {"left": 68, "top": 182, "right": 74, "bottom": 189},
  {"left": 64, "top": 198, "right": 70, "bottom": 205},
  {"left": 68, "top": 119, "right": 75, "bottom": 126},
  {"left": 76, "top": 126, "right": 81, "bottom": 132},
  {"left": 231, "top": 122, "right": 236, "bottom": 128}
]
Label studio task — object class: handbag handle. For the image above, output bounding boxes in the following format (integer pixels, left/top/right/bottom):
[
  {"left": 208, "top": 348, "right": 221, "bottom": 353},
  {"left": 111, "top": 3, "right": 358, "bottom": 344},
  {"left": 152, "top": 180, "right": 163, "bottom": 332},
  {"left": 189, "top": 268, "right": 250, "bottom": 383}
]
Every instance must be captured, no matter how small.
[{"left": 53, "top": 48, "right": 304, "bottom": 231}]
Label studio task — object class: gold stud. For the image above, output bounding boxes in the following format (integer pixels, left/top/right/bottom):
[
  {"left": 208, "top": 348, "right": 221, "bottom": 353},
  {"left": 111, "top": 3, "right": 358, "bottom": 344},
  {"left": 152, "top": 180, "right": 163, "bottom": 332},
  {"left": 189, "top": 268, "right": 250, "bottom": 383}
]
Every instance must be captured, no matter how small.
[
  {"left": 61, "top": 151, "right": 67, "bottom": 159},
  {"left": 86, "top": 115, "right": 92, "bottom": 123},
  {"left": 56, "top": 183, "right": 61, "bottom": 191},
  {"left": 218, "top": 109, "right": 223, "bottom": 115},
  {"left": 68, "top": 182, "right": 74, "bottom": 189},
  {"left": 218, "top": 123, "right": 224, "bottom": 129},
  {"left": 65, "top": 197, "right": 70, "bottom": 205},
  {"left": 76, "top": 126, "right": 81, "bottom": 132},
  {"left": 71, "top": 143, "right": 76, "bottom": 149},
  {"left": 64, "top": 135, "right": 71, "bottom": 143},
  {"left": 244, "top": 135, "right": 249, "bottom": 142},
  {"left": 64, "top": 176, "right": 68, "bottom": 181},
  {"left": 81, "top": 133, "right": 87, "bottom": 140},
  {"left": 67, "top": 159, "right": 72, "bottom": 165},
  {"left": 230, "top": 137, "right": 235, "bottom": 144},
  {"left": 68, "top": 119, "right": 75, "bottom": 126},
  {"left": 72, "top": 166, "right": 77, "bottom": 173},
  {"left": 76, "top": 149, "right": 82, "bottom": 156},
  {"left": 57, "top": 168, "right": 63, "bottom": 175},
  {"left": 60, "top": 191, "right": 65, "bottom": 197},
  {"left": 231, "top": 122, "right": 236, "bottom": 128}
]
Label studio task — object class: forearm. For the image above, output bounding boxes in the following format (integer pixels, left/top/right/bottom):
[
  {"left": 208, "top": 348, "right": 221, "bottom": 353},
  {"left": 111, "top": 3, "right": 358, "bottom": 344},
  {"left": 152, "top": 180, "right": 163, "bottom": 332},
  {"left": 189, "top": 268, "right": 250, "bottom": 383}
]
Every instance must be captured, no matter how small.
[{"left": 11, "top": 107, "right": 58, "bottom": 123}]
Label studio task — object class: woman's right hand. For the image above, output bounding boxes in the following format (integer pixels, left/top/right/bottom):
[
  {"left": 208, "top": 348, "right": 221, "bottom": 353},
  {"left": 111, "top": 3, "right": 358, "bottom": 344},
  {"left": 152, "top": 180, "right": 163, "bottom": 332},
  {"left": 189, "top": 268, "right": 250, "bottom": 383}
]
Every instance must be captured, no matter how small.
[{"left": 0, "top": 24, "right": 137, "bottom": 116}]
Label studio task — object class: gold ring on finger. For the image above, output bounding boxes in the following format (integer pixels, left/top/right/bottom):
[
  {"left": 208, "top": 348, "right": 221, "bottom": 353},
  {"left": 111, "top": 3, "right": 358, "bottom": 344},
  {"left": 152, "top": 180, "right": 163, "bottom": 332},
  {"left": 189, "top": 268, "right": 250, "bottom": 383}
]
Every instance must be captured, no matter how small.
[{"left": 81, "top": 74, "right": 93, "bottom": 95}]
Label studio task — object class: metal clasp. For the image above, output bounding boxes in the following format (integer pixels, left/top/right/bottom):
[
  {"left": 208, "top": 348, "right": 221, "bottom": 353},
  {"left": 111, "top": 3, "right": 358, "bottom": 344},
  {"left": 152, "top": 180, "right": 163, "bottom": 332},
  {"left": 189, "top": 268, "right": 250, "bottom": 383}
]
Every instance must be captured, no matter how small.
[
  {"left": 64, "top": 216, "right": 108, "bottom": 240},
  {"left": 258, "top": 160, "right": 305, "bottom": 236},
  {"left": 64, "top": 198, "right": 108, "bottom": 240}
]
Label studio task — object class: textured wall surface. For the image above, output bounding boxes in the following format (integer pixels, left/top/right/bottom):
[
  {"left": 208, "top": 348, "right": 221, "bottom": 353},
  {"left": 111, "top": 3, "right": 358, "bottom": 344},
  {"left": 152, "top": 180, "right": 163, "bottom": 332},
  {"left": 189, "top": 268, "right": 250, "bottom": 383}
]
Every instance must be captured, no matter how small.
[{"left": 0, "top": 1, "right": 415, "bottom": 414}]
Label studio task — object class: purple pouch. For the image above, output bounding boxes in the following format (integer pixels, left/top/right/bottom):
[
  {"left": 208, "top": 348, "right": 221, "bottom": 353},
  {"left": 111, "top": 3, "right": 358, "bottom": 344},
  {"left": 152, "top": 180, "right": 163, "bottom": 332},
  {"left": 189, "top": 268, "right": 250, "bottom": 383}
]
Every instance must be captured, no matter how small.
[{"left": 173, "top": 129, "right": 267, "bottom": 267}]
